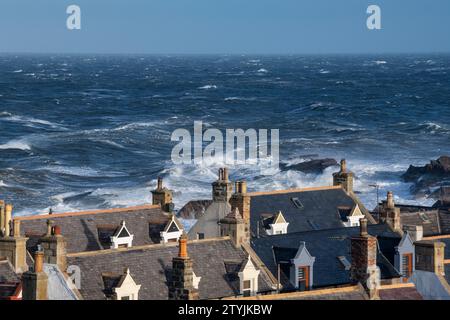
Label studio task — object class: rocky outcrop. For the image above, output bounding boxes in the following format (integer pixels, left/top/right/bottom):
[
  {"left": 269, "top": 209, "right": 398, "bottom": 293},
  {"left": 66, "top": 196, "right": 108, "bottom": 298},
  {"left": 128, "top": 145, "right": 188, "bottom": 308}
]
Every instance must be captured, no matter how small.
[
  {"left": 281, "top": 158, "right": 338, "bottom": 174},
  {"left": 178, "top": 200, "right": 212, "bottom": 219},
  {"left": 402, "top": 156, "right": 450, "bottom": 198}
]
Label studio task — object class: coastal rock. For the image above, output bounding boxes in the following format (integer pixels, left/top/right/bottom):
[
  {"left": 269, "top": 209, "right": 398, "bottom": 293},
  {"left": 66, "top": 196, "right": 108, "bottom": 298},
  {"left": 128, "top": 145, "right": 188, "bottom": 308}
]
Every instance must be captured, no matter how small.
[
  {"left": 178, "top": 199, "right": 212, "bottom": 219},
  {"left": 402, "top": 156, "right": 450, "bottom": 198},
  {"left": 281, "top": 158, "right": 338, "bottom": 174}
]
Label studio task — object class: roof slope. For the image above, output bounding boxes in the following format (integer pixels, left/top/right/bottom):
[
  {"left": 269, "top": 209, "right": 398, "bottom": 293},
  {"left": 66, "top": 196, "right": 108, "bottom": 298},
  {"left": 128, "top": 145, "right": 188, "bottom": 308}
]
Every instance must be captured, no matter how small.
[
  {"left": 249, "top": 187, "right": 372, "bottom": 235},
  {"left": 16, "top": 205, "right": 172, "bottom": 253},
  {"left": 0, "top": 259, "right": 20, "bottom": 283},
  {"left": 251, "top": 224, "right": 401, "bottom": 289},
  {"left": 66, "top": 238, "right": 273, "bottom": 300}
]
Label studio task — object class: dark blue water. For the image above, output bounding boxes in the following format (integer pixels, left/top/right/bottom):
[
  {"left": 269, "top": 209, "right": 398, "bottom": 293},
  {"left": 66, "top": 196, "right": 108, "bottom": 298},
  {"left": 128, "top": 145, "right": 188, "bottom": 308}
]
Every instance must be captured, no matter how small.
[{"left": 0, "top": 54, "right": 449, "bottom": 215}]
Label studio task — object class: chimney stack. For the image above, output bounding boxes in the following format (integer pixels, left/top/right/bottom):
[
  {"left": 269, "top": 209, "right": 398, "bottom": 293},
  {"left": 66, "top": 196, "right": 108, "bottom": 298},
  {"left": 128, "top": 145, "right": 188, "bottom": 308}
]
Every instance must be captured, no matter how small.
[
  {"left": 350, "top": 218, "right": 380, "bottom": 299},
  {"left": 332, "top": 159, "right": 354, "bottom": 193},
  {"left": 220, "top": 207, "right": 248, "bottom": 248},
  {"left": 230, "top": 180, "right": 250, "bottom": 226},
  {"left": 415, "top": 241, "right": 445, "bottom": 276},
  {"left": 151, "top": 177, "right": 174, "bottom": 213},
  {"left": 0, "top": 205, "right": 29, "bottom": 273},
  {"left": 379, "top": 191, "right": 402, "bottom": 232},
  {"left": 22, "top": 247, "right": 48, "bottom": 300},
  {"left": 212, "top": 168, "right": 233, "bottom": 202},
  {"left": 39, "top": 220, "right": 67, "bottom": 271},
  {"left": 168, "top": 233, "right": 199, "bottom": 300}
]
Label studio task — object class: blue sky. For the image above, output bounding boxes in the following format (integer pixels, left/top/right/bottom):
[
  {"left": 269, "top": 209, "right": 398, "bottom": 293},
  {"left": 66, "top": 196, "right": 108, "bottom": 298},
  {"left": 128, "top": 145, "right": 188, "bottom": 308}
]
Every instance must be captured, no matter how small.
[{"left": 0, "top": 0, "right": 449, "bottom": 54}]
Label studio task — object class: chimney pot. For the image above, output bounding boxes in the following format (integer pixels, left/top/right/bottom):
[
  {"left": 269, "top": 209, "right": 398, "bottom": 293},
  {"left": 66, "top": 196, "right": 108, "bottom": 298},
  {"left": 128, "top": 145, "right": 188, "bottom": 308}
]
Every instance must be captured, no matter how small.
[
  {"left": 360, "top": 218, "right": 368, "bottom": 236},
  {"left": 178, "top": 233, "right": 188, "bottom": 259},
  {"left": 4, "top": 204, "right": 12, "bottom": 237},
  {"left": 46, "top": 220, "right": 54, "bottom": 236},
  {"left": 13, "top": 219, "right": 21, "bottom": 238},
  {"left": 34, "top": 249, "right": 44, "bottom": 273},
  {"left": 157, "top": 177, "right": 163, "bottom": 190},
  {"left": 386, "top": 191, "right": 395, "bottom": 209},
  {"left": 52, "top": 225, "right": 61, "bottom": 236},
  {"left": 223, "top": 168, "right": 229, "bottom": 181},
  {"left": 340, "top": 159, "right": 347, "bottom": 173}
]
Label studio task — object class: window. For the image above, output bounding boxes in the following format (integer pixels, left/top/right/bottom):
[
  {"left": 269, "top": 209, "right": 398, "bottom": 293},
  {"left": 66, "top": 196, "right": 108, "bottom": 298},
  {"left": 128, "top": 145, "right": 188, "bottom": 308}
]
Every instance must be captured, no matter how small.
[
  {"left": 291, "top": 197, "right": 304, "bottom": 209},
  {"left": 121, "top": 296, "right": 130, "bottom": 300},
  {"left": 402, "top": 253, "right": 413, "bottom": 279},
  {"left": 298, "top": 266, "right": 309, "bottom": 291},
  {"left": 242, "top": 280, "right": 251, "bottom": 296},
  {"left": 197, "top": 233, "right": 205, "bottom": 240}
]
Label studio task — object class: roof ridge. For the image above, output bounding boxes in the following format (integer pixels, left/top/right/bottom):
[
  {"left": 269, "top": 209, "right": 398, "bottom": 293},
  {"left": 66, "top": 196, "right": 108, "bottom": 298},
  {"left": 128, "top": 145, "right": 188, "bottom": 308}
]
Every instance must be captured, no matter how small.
[
  {"left": 248, "top": 185, "right": 342, "bottom": 197},
  {"left": 222, "top": 284, "right": 361, "bottom": 300},
  {"left": 14, "top": 204, "right": 161, "bottom": 221},
  {"left": 67, "top": 236, "right": 233, "bottom": 258}
]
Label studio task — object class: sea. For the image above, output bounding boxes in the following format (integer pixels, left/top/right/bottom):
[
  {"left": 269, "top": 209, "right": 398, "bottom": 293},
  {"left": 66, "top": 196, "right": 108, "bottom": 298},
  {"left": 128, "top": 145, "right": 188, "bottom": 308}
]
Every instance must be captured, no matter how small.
[{"left": 0, "top": 54, "right": 449, "bottom": 218}]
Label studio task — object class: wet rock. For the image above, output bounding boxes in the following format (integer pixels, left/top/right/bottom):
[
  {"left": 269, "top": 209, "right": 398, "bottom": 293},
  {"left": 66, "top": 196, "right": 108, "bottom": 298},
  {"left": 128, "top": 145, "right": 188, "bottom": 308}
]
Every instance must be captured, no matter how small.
[
  {"left": 402, "top": 156, "right": 450, "bottom": 198},
  {"left": 281, "top": 158, "right": 338, "bottom": 174}
]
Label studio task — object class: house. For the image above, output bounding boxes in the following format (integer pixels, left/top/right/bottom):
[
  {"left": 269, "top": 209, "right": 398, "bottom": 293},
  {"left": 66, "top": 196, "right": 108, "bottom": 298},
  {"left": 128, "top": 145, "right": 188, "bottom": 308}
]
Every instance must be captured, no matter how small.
[
  {"left": 183, "top": 160, "right": 376, "bottom": 241},
  {"left": 18, "top": 233, "right": 276, "bottom": 300},
  {"left": 373, "top": 187, "right": 450, "bottom": 236}
]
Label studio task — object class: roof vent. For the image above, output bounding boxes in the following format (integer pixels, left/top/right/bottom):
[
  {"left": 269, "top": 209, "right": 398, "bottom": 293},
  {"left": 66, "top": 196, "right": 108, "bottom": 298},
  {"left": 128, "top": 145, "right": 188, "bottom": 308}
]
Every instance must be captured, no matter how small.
[{"left": 291, "top": 197, "right": 304, "bottom": 209}]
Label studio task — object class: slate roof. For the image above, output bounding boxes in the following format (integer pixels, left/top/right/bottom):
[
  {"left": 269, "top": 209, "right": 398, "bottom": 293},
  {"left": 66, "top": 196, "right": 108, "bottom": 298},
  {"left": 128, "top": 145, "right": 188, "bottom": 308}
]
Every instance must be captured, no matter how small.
[
  {"left": 0, "top": 259, "right": 20, "bottom": 283},
  {"left": 400, "top": 210, "right": 441, "bottom": 236},
  {"left": 249, "top": 187, "right": 374, "bottom": 236},
  {"left": 66, "top": 238, "right": 274, "bottom": 300},
  {"left": 444, "top": 264, "right": 450, "bottom": 285},
  {"left": 378, "top": 284, "right": 423, "bottom": 300},
  {"left": 251, "top": 224, "right": 401, "bottom": 290},
  {"left": 16, "top": 205, "right": 174, "bottom": 254}
]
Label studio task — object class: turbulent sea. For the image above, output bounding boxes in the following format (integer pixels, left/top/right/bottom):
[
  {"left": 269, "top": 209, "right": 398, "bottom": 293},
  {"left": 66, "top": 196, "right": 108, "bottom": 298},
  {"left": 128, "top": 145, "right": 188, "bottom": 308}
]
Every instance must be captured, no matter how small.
[{"left": 0, "top": 54, "right": 449, "bottom": 217}]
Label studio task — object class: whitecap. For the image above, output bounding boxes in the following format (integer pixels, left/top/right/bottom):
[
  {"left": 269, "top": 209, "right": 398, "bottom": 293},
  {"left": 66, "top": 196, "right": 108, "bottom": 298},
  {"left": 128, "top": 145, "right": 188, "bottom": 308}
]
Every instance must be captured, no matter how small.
[
  {"left": 0, "top": 180, "right": 9, "bottom": 187},
  {"left": 257, "top": 68, "right": 268, "bottom": 73},
  {"left": 13, "top": 69, "right": 23, "bottom": 73},
  {"left": 374, "top": 60, "right": 387, "bottom": 65},
  {"left": 198, "top": 85, "right": 217, "bottom": 90},
  {"left": 319, "top": 69, "right": 330, "bottom": 74},
  {"left": 0, "top": 139, "right": 31, "bottom": 150}
]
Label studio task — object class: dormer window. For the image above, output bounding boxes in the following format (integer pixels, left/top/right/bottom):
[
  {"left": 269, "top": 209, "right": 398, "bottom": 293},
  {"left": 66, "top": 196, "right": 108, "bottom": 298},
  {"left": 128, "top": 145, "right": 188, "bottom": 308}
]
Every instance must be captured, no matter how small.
[
  {"left": 339, "top": 204, "right": 365, "bottom": 227},
  {"left": 394, "top": 232, "right": 415, "bottom": 282},
  {"left": 263, "top": 211, "right": 289, "bottom": 235},
  {"left": 238, "top": 256, "right": 260, "bottom": 296},
  {"left": 102, "top": 268, "right": 141, "bottom": 300},
  {"left": 289, "top": 242, "right": 315, "bottom": 291},
  {"left": 110, "top": 221, "right": 134, "bottom": 249},
  {"left": 160, "top": 214, "right": 183, "bottom": 243}
]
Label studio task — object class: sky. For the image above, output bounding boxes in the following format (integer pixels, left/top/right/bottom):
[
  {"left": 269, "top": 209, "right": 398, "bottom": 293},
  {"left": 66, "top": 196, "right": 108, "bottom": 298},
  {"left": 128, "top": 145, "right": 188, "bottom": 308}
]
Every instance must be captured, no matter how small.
[{"left": 0, "top": 0, "right": 449, "bottom": 54}]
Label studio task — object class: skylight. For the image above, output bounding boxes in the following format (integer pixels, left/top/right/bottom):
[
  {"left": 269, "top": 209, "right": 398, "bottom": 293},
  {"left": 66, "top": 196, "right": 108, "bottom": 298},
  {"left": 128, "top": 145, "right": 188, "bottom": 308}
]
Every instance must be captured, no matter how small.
[
  {"left": 291, "top": 197, "right": 304, "bottom": 209},
  {"left": 337, "top": 256, "right": 351, "bottom": 270},
  {"left": 307, "top": 219, "right": 319, "bottom": 230}
]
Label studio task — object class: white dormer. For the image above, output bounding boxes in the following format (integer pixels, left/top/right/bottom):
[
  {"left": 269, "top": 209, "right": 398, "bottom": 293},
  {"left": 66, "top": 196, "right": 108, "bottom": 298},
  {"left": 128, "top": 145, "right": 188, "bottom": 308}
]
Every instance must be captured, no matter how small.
[
  {"left": 266, "top": 211, "right": 289, "bottom": 235},
  {"left": 238, "top": 256, "right": 260, "bottom": 297},
  {"left": 160, "top": 214, "right": 183, "bottom": 243},
  {"left": 289, "top": 242, "right": 315, "bottom": 290},
  {"left": 342, "top": 204, "right": 365, "bottom": 227},
  {"left": 110, "top": 221, "right": 134, "bottom": 249},
  {"left": 113, "top": 268, "right": 142, "bottom": 300},
  {"left": 394, "top": 232, "right": 415, "bottom": 281}
]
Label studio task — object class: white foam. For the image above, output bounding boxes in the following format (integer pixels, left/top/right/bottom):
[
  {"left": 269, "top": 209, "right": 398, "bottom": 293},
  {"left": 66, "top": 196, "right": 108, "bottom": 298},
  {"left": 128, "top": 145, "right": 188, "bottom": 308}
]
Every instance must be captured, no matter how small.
[
  {"left": 374, "top": 60, "right": 387, "bottom": 65},
  {"left": 0, "top": 180, "right": 9, "bottom": 187},
  {"left": 13, "top": 69, "right": 23, "bottom": 73},
  {"left": 257, "top": 68, "right": 268, "bottom": 73},
  {"left": 198, "top": 85, "right": 217, "bottom": 90},
  {"left": 0, "top": 139, "right": 31, "bottom": 151}
]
